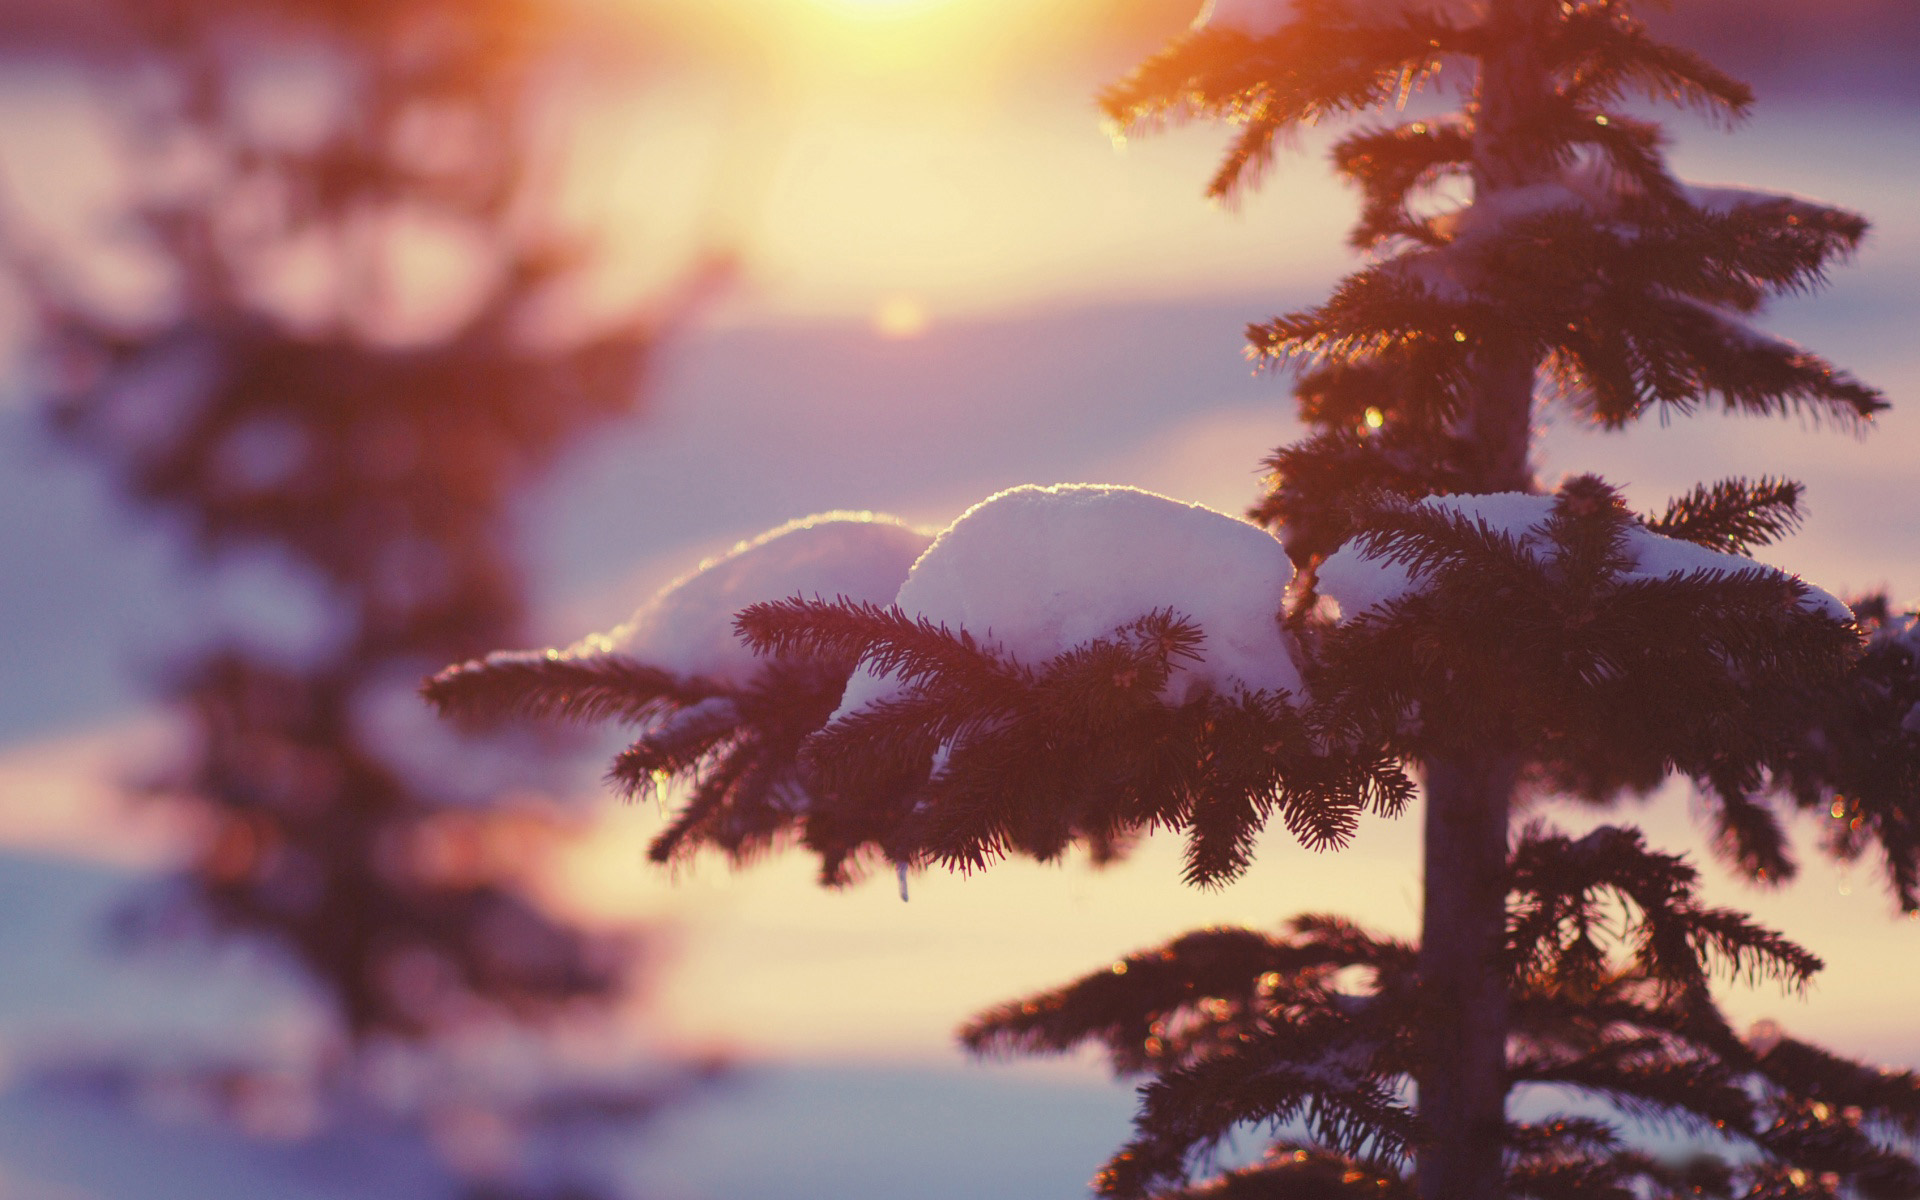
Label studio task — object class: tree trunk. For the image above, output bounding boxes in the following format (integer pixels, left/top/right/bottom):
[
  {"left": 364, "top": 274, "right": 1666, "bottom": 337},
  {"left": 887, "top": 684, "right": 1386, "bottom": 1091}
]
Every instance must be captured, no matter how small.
[
  {"left": 1463, "top": 0, "right": 1555, "bottom": 496},
  {"left": 1411, "top": 5, "right": 1551, "bottom": 1198},
  {"left": 1414, "top": 753, "right": 1519, "bottom": 1200}
]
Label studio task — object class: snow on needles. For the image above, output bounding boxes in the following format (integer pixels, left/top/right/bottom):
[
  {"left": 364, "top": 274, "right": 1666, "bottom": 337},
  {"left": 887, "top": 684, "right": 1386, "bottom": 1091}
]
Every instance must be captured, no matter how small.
[
  {"left": 1193, "top": 0, "right": 1292, "bottom": 37},
  {"left": 1315, "top": 492, "right": 1852, "bottom": 624},
  {"left": 585, "top": 513, "right": 933, "bottom": 688},
  {"left": 835, "top": 484, "right": 1306, "bottom": 719}
]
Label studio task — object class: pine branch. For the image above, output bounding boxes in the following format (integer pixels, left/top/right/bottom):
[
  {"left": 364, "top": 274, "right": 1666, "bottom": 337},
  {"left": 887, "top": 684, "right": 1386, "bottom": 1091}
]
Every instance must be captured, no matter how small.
[
  {"left": 1547, "top": 5, "right": 1753, "bottom": 118},
  {"left": 422, "top": 650, "right": 714, "bottom": 725},
  {"left": 1645, "top": 477, "right": 1805, "bottom": 555},
  {"left": 1751, "top": 1107, "right": 1920, "bottom": 1198},
  {"left": 1289, "top": 352, "right": 1469, "bottom": 433},
  {"left": 1697, "top": 785, "right": 1797, "bottom": 885},
  {"left": 1506, "top": 1141, "right": 1730, "bottom": 1200},
  {"left": 1509, "top": 825, "right": 1822, "bottom": 1001},
  {"left": 1510, "top": 1041, "right": 1757, "bottom": 1140},
  {"left": 1099, "top": 1045, "right": 1415, "bottom": 1198},
  {"left": 1299, "top": 195, "right": 1886, "bottom": 430},
  {"left": 963, "top": 917, "right": 1412, "bottom": 1072},
  {"left": 1151, "top": 1144, "right": 1412, "bottom": 1199},
  {"left": 1752, "top": 1034, "right": 1920, "bottom": 1137},
  {"left": 644, "top": 742, "right": 757, "bottom": 864},
  {"left": 1618, "top": 301, "right": 1883, "bottom": 428},
  {"left": 803, "top": 690, "right": 971, "bottom": 801},
  {"left": 1344, "top": 498, "right": 1545, "bottom": 589},
  {"left": 1249, "top": 424, "right": 1476, "bottom": 569},
  {"left": 1505, "top": 1114, "right": 1627, "bottom": 1158},
  {"left": 1332, "top": 120, "right": 1474, "bottom": 249},
  {"left": 1683, "top": 194, "right": 1870, "bottom": 300},
  {"left": 755, "top": 596, "right": 1408, "bottom": 886},
  {"left": 606, "top": 698, "right": 743, "bottom": 799},
  {"left": 1546, "top": 109, "right": 1685, "bottom": 211},
  {"left": 1507, "top": 1108, "right": 1737, "bottom": 1198},
  {"left": 1744, "top": 600, "right": 1920, "bottom": 912},
  {"left": 1247, "top": 270, "right": 1489, "bottom": 374},
  {"left": 735, "top": 597, "right": 1029, "bottom": 699},
  {"left": 1313, "top": 472, "right": 1858, "bottom": 796},
  {"left": 1542, "top": 475, "right": 1637, "bottom": 601},
  {"left": 1098, "top": 4, "right": 1473, "bottom": 203}
]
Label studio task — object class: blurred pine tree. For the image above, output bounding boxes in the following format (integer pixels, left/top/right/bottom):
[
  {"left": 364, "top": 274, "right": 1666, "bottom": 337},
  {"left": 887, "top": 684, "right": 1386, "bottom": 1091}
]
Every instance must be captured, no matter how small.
[{"left": 5, "top": 1, "right": 724, "bottom": 1195}]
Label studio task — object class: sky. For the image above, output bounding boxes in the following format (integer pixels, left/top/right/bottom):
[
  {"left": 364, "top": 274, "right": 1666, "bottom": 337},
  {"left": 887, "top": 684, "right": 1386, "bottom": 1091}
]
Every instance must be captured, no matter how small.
[{"left": 2, "top": 0, "right": 1920, "bottom": 1195}]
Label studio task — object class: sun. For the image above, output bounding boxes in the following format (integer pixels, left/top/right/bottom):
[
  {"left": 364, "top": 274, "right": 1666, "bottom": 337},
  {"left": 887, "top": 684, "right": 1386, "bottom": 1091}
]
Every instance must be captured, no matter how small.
[
  {"left": 871, "top": 295, "right": 930, "bottom": 340},
  {"left": 813, "top": 0, "right": 956, "bottom": 16}
]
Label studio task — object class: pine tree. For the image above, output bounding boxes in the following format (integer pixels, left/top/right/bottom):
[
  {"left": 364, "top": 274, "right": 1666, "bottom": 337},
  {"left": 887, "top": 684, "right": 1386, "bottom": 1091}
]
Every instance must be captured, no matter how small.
[
  {"left": 427, "top": 1, "right": 1920, "bottom": 1196},
  {"left": 8, "top": 1, "right": 719, "bottom": 1194}
]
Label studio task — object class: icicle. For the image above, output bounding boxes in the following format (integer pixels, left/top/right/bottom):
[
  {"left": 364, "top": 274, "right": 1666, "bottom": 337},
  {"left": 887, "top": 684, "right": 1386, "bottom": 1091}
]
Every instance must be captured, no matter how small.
[{"left": 896, "top": 862, "right": 910, "bottom": 903}]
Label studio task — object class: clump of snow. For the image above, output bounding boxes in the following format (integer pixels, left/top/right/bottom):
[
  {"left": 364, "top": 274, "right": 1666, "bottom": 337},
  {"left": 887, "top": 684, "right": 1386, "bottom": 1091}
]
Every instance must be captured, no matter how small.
[
  {"left": 1665, "top": 295, "right": 1797, "bottom": 355},
  {"left": 1316, "top": 492, "right": 1851, "bottom": 624},
  {"left": 1193, "top": 0, "right": 1292, "bottom": 37},
  {"left": 835, "top": 484, "right": 1304, "bottom": 718},
  {"left": 642, "top": 695, "right": 743, "bottom": 742},
  {"left": 1403, "top": 170, "right": 1850, "bottom": 310},
  {"left": 1623, "top": 526, "right": 1849, "bottom": 623},
  {"left": 583, "top": 513, "right": 934, "bottom": 688},
  {"left": 1316, "top": 493, "right": 1542, "bottom": 616},
  {"left": 1684, "top": 184, "right": 1803, "bottom": 214},
  {"left": 1402, "top": 166, "right": 1626, "bottom": 300},
  {"left": 1436, "top": 173, "right": 1825, "bottom": 249},
  {"left": 1431, "top": 181, "right": 1597, "bottom": 244}
]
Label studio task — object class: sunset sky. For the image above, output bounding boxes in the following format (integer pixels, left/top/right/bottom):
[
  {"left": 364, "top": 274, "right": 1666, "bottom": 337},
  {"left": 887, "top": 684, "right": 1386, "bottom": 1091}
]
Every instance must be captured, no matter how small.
[{"left": 2, "top": 3, "right": 1920, "bottom": 1195}]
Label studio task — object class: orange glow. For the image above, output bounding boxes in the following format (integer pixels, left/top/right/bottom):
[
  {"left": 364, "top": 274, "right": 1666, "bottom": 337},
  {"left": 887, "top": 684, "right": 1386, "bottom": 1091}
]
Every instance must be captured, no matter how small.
[
  {"left": 812, "top": 0, "right": 957, "bottom": 16},
  {"left": 0, "top": 718, "right": 203, "bottom": 868},
  {"left": 588, "top": 0, "right": 1189, "bottom": 96},
  {"left": 526, "top": 773, "right": 1920, "bottom": 1063},
  {"left": 871, "top": 294, "right": 930, "bottom": 338}
]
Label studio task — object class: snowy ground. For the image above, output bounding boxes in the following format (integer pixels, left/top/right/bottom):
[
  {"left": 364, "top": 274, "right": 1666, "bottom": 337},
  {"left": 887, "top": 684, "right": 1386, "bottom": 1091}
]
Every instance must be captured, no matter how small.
[{"left": 2, "top": 103, "right": 1918, "bottom": 1198}]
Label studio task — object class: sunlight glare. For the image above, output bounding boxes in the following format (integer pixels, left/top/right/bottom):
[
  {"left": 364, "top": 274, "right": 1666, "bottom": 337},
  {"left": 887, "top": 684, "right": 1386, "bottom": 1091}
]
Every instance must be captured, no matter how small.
[
  {"left": 872, "top": 294, "right": 930, "bottom": 339},
  {"left": 814, "top": 0, "right": 956, "bottom": 16}
]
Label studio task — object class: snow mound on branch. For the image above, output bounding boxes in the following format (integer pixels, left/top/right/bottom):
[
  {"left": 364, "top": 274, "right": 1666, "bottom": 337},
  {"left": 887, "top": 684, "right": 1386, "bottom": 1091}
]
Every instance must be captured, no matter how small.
[
  {"left": 1193, "top": 0, "right": 1292, "bottom": 37},
  {"left": 1685, "top": 184, "right": 1813, "bottom": 214},
  {"left": 1433, "top": 170, "right": 1812, "bottom": 249},
  {"left": 1404, "top": 166, "right": 1626, "bottom": 299},
  {"left": 836, "top": 484, "right": 1305, "bottom": 717},
  {"left": 1315, "top": 492, "right": 1852, "bottom": 623},
  {"left": 587, "top": 513, "right": 934, "bottom": 688},
  {"left": 1406, "top": 173, "right": 1837, "bottom": 302}
]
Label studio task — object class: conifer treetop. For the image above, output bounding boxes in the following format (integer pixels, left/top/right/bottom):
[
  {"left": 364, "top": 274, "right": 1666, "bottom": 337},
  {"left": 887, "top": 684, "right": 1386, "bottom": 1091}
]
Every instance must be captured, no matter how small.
[{"left": 422, "top": 1, "right": 1920, "bottom": 1194}]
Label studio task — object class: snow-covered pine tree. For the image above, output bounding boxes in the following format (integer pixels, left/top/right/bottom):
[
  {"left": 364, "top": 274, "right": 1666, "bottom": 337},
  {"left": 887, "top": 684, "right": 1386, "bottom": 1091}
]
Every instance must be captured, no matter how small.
[{"left": 427, "top": 1, "right": 1920, "bottom": 1195}]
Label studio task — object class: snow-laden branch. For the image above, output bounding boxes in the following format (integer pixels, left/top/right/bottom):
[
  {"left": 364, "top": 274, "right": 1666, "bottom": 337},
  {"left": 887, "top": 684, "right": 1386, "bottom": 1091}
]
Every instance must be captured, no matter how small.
[
  {"left": 1191, "top": 0, "right": 1293, "bottom": 38},
  {"left": 1316, "top": 490, "right": 1851, "bottom": 624},
  {"left": 594, "top": 512, "right": 934, "bottom": 688},
  {"left": 834, "top": 484, "right": 1306, "bottom": 720}
]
